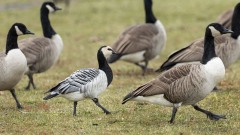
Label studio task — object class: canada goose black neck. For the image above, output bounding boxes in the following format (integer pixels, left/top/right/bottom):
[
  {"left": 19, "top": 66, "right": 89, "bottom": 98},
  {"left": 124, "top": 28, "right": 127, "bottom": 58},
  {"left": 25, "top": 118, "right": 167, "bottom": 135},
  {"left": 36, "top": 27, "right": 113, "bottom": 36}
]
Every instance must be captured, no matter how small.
[
  {"left": 201, "top": 28, "right": 216, "bottom": 64},
  {"left": 231, "top": 3, "right": 240, "bottom": 39},
  {"left": 144, "top": 0, "right": 156, "bottom": 24},
  {"left": 97, "top": 50, "right": 113, "bottom": 86},
  {"left": 5, "top": 27, "right": 18, "bottom": 54},
  {"left": 41, "top": 5, "right": 56, "bottom": 38}
]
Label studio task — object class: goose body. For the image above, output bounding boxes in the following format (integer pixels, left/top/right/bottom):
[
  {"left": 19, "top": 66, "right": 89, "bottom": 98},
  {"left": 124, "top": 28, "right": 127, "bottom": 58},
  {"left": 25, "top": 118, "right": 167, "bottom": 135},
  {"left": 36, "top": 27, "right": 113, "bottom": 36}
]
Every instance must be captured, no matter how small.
[
  {"left": 157, "top": 3, "right": 240, "bottom": 72},
  {"left": 216, "top": 9, "right": 233, "bottom": 29},
  {"left": 108, "top": 0, "right": 166, "bottom": 74},
  {"left": 0, "top": 23, "right": 34, "bottom": 109},
  {"left": 44, "top": 46, "right": 115, "bottom": 116},
  {"left": 18, "top": 2, "right": 63, "bottom": 90},
  {"left": 122, "top": 23, "right": 232, "bottom": 123}
]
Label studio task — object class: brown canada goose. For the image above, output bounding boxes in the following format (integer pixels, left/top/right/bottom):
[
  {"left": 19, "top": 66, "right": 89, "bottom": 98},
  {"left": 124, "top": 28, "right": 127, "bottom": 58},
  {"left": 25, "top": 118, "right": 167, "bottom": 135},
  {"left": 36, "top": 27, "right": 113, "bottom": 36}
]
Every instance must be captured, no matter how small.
[
  {"left": 43, "top": 46, "right": 115, "bottom": 116},
  {"left": 0, "top": 23, "right": 34, "bottom": 109},
  {"left": 122, "top": 23, "right": 232, "bottom": 123},
  {"left": 216, "top": 9, "right": 233, "bottom": 29},
  {"left": 18, "top": 2, "right": 63, "bottom": 90},
  {"left": 108, "top": 0, "right": 166, "bottom": 75},
  {"left": 157, "top": 3, "right": 240, "bottom": 72}
]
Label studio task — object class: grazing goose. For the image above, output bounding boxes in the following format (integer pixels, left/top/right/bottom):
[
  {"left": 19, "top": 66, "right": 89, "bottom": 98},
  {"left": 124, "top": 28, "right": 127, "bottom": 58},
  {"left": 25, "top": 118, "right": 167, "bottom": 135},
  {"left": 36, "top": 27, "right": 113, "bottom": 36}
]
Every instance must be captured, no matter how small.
[
  {"left": 216, "top": 9, "right": 233, "bottom": 29},
  {"left": 43, "top": 46, "right": 115, "bottom": 116},
  {"left": 156, "top": 3, "right": 240, "bottom": 72},
  {"left": 18, "top": 2, "right": 63, "bottom": 90},
  {"left": 122, "top": 23, "right": 232, "bottom": 123},
  {"left": 108, "top": 0, "right": 166, "bottom": 75},
  {"left": 0, "top": 23, "right": 34, "bottom": 109}
]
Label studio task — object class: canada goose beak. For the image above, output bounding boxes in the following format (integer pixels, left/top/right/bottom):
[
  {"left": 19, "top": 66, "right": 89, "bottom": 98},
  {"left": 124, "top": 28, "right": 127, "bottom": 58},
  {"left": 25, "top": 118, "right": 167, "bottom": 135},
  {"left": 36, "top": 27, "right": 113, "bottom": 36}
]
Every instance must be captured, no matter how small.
[
  {"left": 112, "top": 50, "right": 116, "bottom": 54},
  {"left": 25, "top": 30, "right": 34, "bottom": 35},
  {"left": 55, "top": 6, "right": 62, "bottom": 11},
  {"left": 223, "top": 28, "right": 233, "bottom": 34}
]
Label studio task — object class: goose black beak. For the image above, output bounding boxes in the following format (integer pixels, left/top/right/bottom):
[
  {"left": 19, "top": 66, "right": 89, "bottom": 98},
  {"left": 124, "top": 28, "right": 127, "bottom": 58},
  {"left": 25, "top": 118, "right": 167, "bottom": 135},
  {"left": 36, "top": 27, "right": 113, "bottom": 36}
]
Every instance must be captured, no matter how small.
[
  {"left": 223, "top": 28, "right": 233, "bottom": 34},
  {"left": 55, "top": 6, "right": 62, "bottom": 11},
  {"left": 25, "top": 30, "right": 34, "bottom": 35}
]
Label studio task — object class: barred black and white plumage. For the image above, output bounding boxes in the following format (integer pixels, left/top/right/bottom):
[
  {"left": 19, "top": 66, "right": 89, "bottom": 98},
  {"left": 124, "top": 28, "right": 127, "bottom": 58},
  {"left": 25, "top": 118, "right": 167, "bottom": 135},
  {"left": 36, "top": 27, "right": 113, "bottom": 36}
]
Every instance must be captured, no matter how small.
[{"left": 44, "top": 46, "right": 115, "bottom": 116}]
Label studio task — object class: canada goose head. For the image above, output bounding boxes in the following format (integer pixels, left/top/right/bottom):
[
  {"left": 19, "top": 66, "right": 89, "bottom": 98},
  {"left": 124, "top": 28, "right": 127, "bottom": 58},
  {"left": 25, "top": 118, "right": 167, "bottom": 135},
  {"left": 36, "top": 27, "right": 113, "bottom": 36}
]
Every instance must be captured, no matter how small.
[
  {"left": 100, "top": 46, "right": 116, "bottom": 60},
  {"left": 6, "top": 23, "right": 34, "bottom": 54},
  {"left": 42, "top": 2, "right": 62, "bottom": 14},
  {"left": 12, "top": 23, "right": 34, "bottom": 36},
  {"left": 208, "top": 23, "right": 233, "bottom": 37}
]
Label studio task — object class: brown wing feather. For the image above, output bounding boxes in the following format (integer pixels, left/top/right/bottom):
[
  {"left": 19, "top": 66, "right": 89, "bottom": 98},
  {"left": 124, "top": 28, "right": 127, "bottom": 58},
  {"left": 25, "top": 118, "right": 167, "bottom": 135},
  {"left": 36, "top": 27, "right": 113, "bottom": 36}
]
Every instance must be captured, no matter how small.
[
  {"left": 18, "top": 37, "right": 53, "bottom": 66},
  {"left": 216, "top": 9, "right": 233, "bottom": 29},
  {"left": 112, "top": 24, "right": 158, "bottom": 54},
  {"left": 123, "top": 64, "right": 205, "bottom": 104},
  {"left": 160, "top": 34, "right": 230, "bottom": 71}
]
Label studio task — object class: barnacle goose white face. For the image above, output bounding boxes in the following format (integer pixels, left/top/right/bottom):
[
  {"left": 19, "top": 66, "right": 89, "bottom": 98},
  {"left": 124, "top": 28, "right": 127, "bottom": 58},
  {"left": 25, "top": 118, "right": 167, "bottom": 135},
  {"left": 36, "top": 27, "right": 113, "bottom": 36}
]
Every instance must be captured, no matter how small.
[
  {"left": 209, "top": 26, "right": 221, "bottom": 37},
  {"left": 15, "top": 26, "right": 23, "bottom": 36},
  {"left": 46, "top": 4, "right": 55, "bottom": 13},
  {"left": 101, "top": 46, "right": 115, "bottom": 59}
]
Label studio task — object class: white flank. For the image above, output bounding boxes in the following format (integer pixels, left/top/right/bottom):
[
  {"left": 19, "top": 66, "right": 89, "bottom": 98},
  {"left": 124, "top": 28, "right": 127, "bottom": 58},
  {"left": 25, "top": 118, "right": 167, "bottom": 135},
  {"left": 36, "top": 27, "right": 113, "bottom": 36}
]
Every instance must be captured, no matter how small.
[
  {"left": 62, "top": 91, "right": 85, "bottom": 101},
  {"left": 0, "top": 49, "right": 27, "bottom": 90},
  {"left": 120, "top": 51, "right": 145, "bottom": 63},
  {"left": 52, "top": 34, "right": 64, "bottom": 60},
  {"left": 204, "top": 57, "right": 225, "bottom": 84},
  {"left": 155, "top": 20, "right": 167, "bottom": 44},
  {"left": 133, "top": 94, "right": 174, "bottom": 107},
  {"left": 14, "top": 26, "right": 23, "bottom": 36},
  {"left": 46, "top": 5, "right": 54, "bottom": 13}
]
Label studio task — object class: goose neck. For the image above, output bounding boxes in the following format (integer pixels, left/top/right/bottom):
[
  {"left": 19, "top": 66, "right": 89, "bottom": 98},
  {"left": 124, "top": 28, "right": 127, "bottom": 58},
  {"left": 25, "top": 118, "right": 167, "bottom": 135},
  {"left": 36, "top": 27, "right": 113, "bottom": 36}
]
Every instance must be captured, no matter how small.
[
  {"left": 41, "top": 8, "right": 56, "bottom": 38},
  {"left": 5, "top": 30, "right": 18, "bottom": 54},
  {"left": 98, "top": 51, "right": 113, "bottom": 86},
  {"left": 144, "top": 0, "right": 156, "bottom": 24},
  {"left": 201, "top": 29, "right": 216, "bottom": 64}
]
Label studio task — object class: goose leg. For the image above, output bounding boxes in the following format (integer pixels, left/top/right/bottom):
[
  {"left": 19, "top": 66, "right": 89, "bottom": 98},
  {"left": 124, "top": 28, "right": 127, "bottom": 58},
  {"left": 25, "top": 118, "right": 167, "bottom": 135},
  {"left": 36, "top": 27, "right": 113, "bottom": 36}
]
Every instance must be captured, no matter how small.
[
  {"left": 135, "top": 61, "right": 150, "bottom": 75},
  {"left": 25, "top": 74, "right": 36, "bottom": 90},
  {"left": 10, "top": 89, "right": 23, "bottom": 109},
  {"left": 192, "top": 105, "right": 226, "bottom": 120},
  {"left": 92, "top": 98, "right": 111, "bottom": 114},
  {"left": 169, "top": 107, "right": 178, "bottom": 124},
  {"left": 73, "top": 101, "right": 77, "bottom": 116}
]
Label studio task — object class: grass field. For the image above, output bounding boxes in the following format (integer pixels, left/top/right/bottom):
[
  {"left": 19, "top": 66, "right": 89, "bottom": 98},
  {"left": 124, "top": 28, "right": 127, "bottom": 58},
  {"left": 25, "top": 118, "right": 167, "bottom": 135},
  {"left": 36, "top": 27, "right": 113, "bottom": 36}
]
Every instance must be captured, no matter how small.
[{"left": 0, "top": 0, "right": 240, "bottom": 134}]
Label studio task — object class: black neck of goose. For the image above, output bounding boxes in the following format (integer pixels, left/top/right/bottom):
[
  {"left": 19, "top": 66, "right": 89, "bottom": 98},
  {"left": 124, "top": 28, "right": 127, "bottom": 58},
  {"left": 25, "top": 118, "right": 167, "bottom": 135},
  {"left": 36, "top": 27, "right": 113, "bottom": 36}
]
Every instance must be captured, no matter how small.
[
  {"left": 231, "top": 5, "right": 240, "bottom": 39},
  {"left": 98, "top": 51, "right": 113, "bottom": 86},
  {"left": 144, "top": 0, "right": 156, "bottom": 24},
  {"left": 201, "top": 29, "right": 216, "bottom": 64},
  {"left": 41, "top": 8, "right": 56, "bottom": 38},
  {"left": 5, "top": 29, "right": 18, "bottom": 54}
]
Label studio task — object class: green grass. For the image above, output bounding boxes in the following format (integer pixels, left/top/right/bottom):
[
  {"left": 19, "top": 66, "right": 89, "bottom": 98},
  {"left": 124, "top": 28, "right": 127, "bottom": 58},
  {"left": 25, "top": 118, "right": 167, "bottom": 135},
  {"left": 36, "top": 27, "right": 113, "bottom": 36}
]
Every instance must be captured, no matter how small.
[{"left": 0, "top": 0, "right": 240, "bottom": 134}]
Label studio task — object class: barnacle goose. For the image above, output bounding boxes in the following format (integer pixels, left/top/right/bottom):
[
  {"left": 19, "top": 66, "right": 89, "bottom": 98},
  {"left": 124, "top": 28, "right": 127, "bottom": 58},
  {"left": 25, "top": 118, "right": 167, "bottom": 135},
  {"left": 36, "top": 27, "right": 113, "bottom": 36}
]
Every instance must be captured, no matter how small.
[{"left": 43, "top": 46, "right": 115, "bottom": 116}]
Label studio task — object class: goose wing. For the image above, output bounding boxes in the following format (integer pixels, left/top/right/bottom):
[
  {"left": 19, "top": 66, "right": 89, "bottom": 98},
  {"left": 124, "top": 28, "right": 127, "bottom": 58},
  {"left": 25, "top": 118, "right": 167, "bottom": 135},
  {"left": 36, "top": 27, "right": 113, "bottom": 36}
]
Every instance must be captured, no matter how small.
[
  {"left": 159, "top": 35, "right": 229, "bottom": 71},
  {"left": 216, "top": 9, "right": 233, "bottom": 29},
  {"left": 112, "top": 24, "right": 159, "bottom": 55},
  {"left": 18, "top": 37, "right": 53, "bottom": 66},
  {"left": 123, "top": 64, "right": 202, "bottom": 103},
  {"left": 46, "top": 68, "right": 100, "bottom": 94}
]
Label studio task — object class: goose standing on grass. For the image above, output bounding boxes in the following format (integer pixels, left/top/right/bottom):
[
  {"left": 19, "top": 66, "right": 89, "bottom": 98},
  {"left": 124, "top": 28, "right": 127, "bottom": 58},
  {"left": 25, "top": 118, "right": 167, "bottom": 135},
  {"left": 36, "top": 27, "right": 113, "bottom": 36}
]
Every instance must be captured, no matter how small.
[
  {"left": 122, "top": 23, "right": 232, "bottom": 123},
  {"left": 157, "top": 3, "right": 240, "bottom": 72},
  {"left": 107, "top": 0, "right": 166, "bottom": 75},
  {"left": 43, "top": 46, "right": 115, "bottom": 116},
  {"left": 18, "top": 2, "right": 63, "bottom": 90},
  {"left": 0, "top": 23, "right": 34, "bottom": 109}
]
